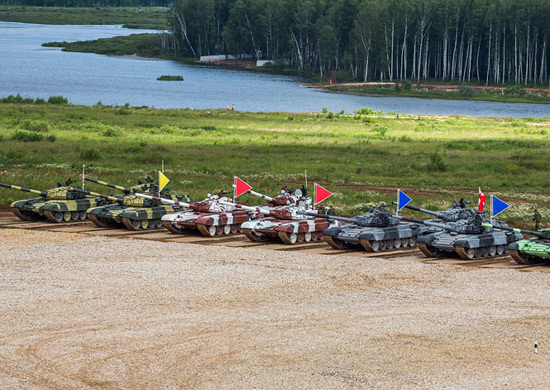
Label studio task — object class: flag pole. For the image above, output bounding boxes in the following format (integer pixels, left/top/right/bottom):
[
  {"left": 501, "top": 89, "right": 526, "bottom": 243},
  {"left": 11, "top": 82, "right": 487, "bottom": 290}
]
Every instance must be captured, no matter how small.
[
  {"left": 396, "top": 189, "right": 399, "bottom": 216},
  {"left": 82, "top": 164, "right": 85, "bottom": 190},
  {"left": 490, "top": 195, "right": 493, "bottom": 222},
  {"left": 233, "top": 176, "right": 236, "bottom": 203}
]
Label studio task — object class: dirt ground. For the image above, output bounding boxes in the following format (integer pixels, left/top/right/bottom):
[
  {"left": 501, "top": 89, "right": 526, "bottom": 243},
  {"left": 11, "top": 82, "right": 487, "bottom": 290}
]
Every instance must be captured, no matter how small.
[{"left": 1, "top": 228, "right": 550, "bottom": 389}]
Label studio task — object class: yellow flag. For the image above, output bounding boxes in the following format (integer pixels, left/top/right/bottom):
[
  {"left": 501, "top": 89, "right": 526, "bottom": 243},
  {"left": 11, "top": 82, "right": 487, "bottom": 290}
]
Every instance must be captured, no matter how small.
[{"left": 159, "top": 171, "right": 170, "bottom": 193}]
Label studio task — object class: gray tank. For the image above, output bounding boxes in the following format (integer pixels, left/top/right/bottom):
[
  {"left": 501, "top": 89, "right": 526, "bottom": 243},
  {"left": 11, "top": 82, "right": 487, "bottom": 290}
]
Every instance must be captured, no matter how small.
[
  {"left": 402, "top": 215, "right": 523, "bottom": 259},
  {"left": 302, "top": 204, "right": 427, "bottom": 252}
]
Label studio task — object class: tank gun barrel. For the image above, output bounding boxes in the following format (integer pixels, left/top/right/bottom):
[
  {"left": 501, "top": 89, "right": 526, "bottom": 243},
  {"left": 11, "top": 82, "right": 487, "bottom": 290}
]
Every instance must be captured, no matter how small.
[
  {"left": 0, "top": 182, "right": 48, "bottom": 197},
  {"left": 134, "top": 192, "right": 190, "bottom": 208},
  {"left": 400, "top": 216, "right": 450, "bottom": 230},
  {"left": 481, "top": 223, "right": 550, "bottom": 238},
  {"left": 219, "top": 200, "right": 271, "bottom": 215},
  {"left": 391, "top": 201, "right": 444, "bottom": 218},
  {"left": 296, "top": 210, "right": 356, "bottom": 222},
  {"left": 247, "top": 190, "right": 274, "bottom": 202},
  {"left": 85, "top": 177, "right": 147, "bottom": 194},
  {"left": 70, "top": 187, "right": 121, "bottom": 203}
]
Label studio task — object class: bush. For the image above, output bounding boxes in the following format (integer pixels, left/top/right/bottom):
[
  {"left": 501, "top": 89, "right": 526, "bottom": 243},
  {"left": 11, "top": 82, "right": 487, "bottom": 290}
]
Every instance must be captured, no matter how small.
[
  {"left": 427, "top": 152, "right": 447, "bottom": 172},
  {"left": 11, "top": 130, "right": 44, "bottom": 142},
  {"left": 47, "top": 95, "right": 68, "bottom": 105},
  {"left": 355, "top": 107, "right": 375, "bottom": 115},
  {"left": 459, "top": 85, "right": 476, "bottom": 98},
  {"left": 21, "top": 119, "right": 50, "bottom": 132},
  {"left": 115, "top": 103, "right": 132, "bottom": 115},
  {"left": 102, "top": 126, "right": 122, "bottom": 137},
  {"left": 80, "top": 147, "right": 101, "bottom": 161}
]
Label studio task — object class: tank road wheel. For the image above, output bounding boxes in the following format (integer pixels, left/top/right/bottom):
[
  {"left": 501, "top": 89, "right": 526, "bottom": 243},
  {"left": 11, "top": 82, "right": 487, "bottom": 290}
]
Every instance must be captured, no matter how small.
[
  {"left": 481, "top": 247, "right": 490, "bottom": 258},
  {"left": 216, "top": 226, "right": 224, "bottom": 235},
  {"left": 54, "top": 212, "right": 64, "bottom": 223},
  {"left": 223, "top": 224, "right": 231, "bottom": 235},
  {"left": 496, "top": 245, "right": 505, "bottom": 255},
  {"left": 140, "top": 219, "right": 149, "bottom": 229},
  {"left": 474, "top": 248, "right": 482, "bottom": 258},
  {"left": 361, "top": 239, "right": 378, "bottom": 252},
  {"left": 456, "top": 246, "right": 475, "bottom": 260},
  {"left": 393, "top": 239, "right": 402, "bottom": 249},
  {"left": 418, "top": 243, "right": 439, "bottom": 258},
  {"left": 196, "top": 223, "right": 216, "bottom": 237},
  {"left": 154, "top": 220, "right": 163, "bottom": 228},
  {"left": 79, "top": 211, "right": 87, "bottom": 220},
  {"left": 129, "top": 219, "right": 141, "bottom": 230},
  {"left": 230, "top": 224, "right": 239, "bottom": 234},
  {"left": 63, "top": 212, "right": 71, "bottom": 222},
  {"left": 401, "top": 238, "right": 409, "bottom": 248},
  {"left": 408, "top": 236, "right": 417, "bottom": 247},
  {"left": 70, "top": 211, "right": 79, "bottom": 221},
  {"left": 326, "top": 236, "right": 346, "bottom": 249},
  {"left": 312, "top": 232, "right": 320, "bottom": 242},
  {"left": 304, "top": 232, "right": 312, "bottom": 242},
  {"left": 278, "top": 231, "right": 298, "bottom": 245},
  {"left": 242, "top": 228, "right": 263, "bottom": 242},
  {"left": 488, "top": 246, "right": 497, "bottom": 257},
  {"left": 297, "top": 233, "right": 305, "bottom": 243},
  {"left": 386, "top": 240, "right": 394, "bottom": 251},
  {"left": 379, "top": 240, "right": 387, "bottom": 251}
]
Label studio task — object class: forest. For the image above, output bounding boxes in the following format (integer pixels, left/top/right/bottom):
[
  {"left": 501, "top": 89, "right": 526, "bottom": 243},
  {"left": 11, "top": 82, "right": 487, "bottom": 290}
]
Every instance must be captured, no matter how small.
[
  {"left": 168, "top": 0, "right": 550, "bottom": 86},
  {"left": 0, "top": 0, "right": 172, "bottom": 6}
]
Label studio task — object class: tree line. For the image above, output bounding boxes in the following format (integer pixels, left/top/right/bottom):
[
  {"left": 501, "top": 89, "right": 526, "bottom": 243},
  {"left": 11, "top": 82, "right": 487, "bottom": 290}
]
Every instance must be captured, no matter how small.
[
  {"left": 169, "top": 0, "right": 550, "bottom": 86},
  {"left": 0, "top": 0, "right": 173, "bottom": 6}
]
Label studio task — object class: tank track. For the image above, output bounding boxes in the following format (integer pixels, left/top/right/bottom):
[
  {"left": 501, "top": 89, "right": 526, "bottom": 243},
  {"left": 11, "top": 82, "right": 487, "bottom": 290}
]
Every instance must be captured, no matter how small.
[
  {"left": 455, "top": 245, "right": 507, "bottom": 260},
  {"left": 509, "top": 249, "right": 541, "bottom": 265},
  {"left": 242, "top": 228, "right": 263, "bottom": 242},
  {"left": 11, "top": 207, "right": 38, "bottom": 221},
  {"left": 325, "top": 235, "right": 346, "bottom": 249},
  {"left": 361, "top": 237, "right": 416, "bottom": 252},
  {"left": 88, "top": 213, "right": 111, "bottom": 228},
  {"left": 43, "top": 209, "right": 63, "bottom": 223},
  {"left": 163, "top": 220, "right": 187, "bottom": 234},
  {"left": 278, "top": 231, "right": 294, "bottom": 244},
  {"left": 418, "top": 243, "right": 438, "bottom": 258},
  {"left": 196, "top": 223, "right": 215, "bottom": 237}
]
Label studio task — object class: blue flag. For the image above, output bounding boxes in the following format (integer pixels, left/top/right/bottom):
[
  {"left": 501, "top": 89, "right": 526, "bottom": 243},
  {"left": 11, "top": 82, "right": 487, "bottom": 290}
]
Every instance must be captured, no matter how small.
[
  {"left": 397, "top": 189, "right": 412, "bottom": 211},
  {"left": 492, "top": 195, "right": 510, "bottom": 217}
]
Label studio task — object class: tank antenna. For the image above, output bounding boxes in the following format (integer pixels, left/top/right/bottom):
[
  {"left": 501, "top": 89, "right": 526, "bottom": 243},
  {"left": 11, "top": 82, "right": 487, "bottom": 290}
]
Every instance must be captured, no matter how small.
[{"left": 82, "top": 165, "right": 85, "bottom": 190}]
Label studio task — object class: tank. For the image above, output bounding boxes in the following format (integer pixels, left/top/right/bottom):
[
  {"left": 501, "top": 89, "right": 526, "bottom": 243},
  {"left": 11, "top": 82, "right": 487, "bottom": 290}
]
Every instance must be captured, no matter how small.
[
  {"left": 481, "top": 223, "right": 550, "bottom": 264},
  {"left": 73, "top": 182, "right": 190, "bottom": 230},
  {"left": 402, "top": 215, "right": 523, "bottom": 259},
  {"left": 235, "top": 189, "right": 339, "bottom": 244},
  {"left": 305, "top": 204, "right": 427, "bottom": 252},
  {"left": 0, "top": 180, "right": 103, "bottom": 223},
  {"left": 136, "top": 192, "right": 258, "bottom": 236}
]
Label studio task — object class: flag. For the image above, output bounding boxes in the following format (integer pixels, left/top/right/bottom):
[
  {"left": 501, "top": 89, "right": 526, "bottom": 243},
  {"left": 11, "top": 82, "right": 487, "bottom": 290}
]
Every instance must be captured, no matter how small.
[
  {"left": 314, "top": 183, "right": 332, "bottom": 205},
  {"left": 234, "top": 177, "right": 252, "bottom": 198},
  {"left": 478, "top": 186, "right": 486, "bottom": 212},
  {"left": 159, "top": 171, "right": 170, "bottom": 193},
  {"left": 397, "top": 189, "right": 412, "bottom": 211},
  {"left": 491, "top": 195, "right": 510, "bottom": 217}
]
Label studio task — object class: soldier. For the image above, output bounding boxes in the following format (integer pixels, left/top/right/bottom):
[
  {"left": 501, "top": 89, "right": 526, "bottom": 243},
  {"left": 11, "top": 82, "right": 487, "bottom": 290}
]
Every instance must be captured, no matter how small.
[
  {"left": 326, "top": 206, "right": 336, "bottom": 215},
  {"left": 534, "top": 209, "right": 542, "bottom": 230},
  {"left": 459, "top": 198, "right": 468, "bottom": 208},
  {"left": 282, "top": 185, "right": 290, "bottom": 195},
  {"left": 300, "top": 184, "right": 307, "bottom": 197}
]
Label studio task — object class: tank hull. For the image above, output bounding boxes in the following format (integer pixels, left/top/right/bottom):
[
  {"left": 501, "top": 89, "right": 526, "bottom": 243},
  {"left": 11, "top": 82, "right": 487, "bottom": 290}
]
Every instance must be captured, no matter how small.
[
  {"left": 240, "top": 217, "right": 338, "bottom": 244},
  {"left": 508, "top": 239, "right": 550, "bottom": 264},
  {"left": 87, "top": 204, "right": 182, "bottom": 230},
  {"left": 161, "top": 210, "right": 253, "bottom": 236},
  {"left": 11, "top": 197, "right": 101, "bottom": 222},
  {"left": 417, "top": 230, "right": 522, "bottom": 260},
  {"left": 323, "top": 222, "right": 427, "bottom": 252}
]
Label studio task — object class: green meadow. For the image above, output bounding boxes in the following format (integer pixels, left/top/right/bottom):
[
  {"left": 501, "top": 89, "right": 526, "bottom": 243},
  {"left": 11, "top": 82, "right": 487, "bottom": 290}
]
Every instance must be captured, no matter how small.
[
  {"left": 1, "top": 100, "right": 550, "bottom": 224},
  {"left": 0, "top": 6, "right": 168, "bottom": 29}
]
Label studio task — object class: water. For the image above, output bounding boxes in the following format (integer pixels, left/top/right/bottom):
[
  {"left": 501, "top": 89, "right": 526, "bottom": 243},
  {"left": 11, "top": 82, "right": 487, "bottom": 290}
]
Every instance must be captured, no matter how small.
[{"left": 1, "top": 21, "right": 549, "bottom": 117}]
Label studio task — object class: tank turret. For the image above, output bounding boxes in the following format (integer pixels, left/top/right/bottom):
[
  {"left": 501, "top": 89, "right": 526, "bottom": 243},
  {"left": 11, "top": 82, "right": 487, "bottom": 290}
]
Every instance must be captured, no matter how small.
[
  {"left": 401, "top": 215, "right": 485, "bottom": 235},
  {"left": 299, "top": 205, "right": 402, "bottom": 228},
  {"left": 71, "top": 187, "right": 156, "bottom": 208}
]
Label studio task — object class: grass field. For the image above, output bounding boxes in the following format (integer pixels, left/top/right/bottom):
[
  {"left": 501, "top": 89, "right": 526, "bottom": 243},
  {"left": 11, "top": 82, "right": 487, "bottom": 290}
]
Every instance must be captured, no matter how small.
[
  {"left": 1, "top": 101, "right": 550, "bottom": 223},
  {"left": 0, "top": 6, "right": 168, "bottom": 29}
]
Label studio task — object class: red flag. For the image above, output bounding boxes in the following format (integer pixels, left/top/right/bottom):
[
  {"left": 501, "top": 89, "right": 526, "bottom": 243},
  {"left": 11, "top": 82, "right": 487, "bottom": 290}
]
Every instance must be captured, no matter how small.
[
  {"left": 478, "top": 186, "right": 486, "bottom": 212},
  {"left": 234, "top": 177, "right": 252, "bottom": 198},
  {"left": 314, "top": 183, "right": 332, "bottom": 204}
]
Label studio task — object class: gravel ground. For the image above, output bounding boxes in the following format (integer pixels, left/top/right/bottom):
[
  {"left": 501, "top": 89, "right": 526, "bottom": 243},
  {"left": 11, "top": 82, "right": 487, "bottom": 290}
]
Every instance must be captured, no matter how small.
[{"left": 1, "top": 228, "right": 550, "bottom": 389}]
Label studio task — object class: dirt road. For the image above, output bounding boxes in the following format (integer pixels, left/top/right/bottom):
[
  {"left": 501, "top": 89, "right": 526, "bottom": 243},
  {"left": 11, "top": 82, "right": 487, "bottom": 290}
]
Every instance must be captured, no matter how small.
[{"left": 1, "top": 228, "right": 549, "bottom": 389}]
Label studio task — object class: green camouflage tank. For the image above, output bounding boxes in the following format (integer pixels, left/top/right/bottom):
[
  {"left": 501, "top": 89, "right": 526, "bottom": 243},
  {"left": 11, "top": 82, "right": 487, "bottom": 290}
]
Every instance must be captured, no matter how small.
[
  {"left": 0, "top": 179, "right": 103, "bottom": 222},
  {"left": 78, "top": 177, "right": 191, "bottom": 230}
]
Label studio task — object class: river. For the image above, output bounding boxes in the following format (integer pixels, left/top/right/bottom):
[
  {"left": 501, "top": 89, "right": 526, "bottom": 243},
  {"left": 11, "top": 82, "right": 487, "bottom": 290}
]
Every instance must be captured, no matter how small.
[{"left": 1, "top": 21, "right": 549, "bottom": 117}]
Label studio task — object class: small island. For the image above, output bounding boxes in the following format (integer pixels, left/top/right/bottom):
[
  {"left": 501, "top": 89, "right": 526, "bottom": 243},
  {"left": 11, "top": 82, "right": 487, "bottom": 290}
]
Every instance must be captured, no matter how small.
[{"left": 157, "top": 75, "right": 184, "bottom": 81}]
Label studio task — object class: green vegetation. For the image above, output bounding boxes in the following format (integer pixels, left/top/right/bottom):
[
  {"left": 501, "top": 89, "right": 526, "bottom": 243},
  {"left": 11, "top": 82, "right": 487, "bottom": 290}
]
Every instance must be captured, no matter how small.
[
  {"left": 0, "top": 6, "right": 168, "bottom": 29},
  {"left": 157, "top": 75, "right": 184, "bottom": 81},
  {"left": 1, "top": 100, "right": 550, "bottom": 223},
  {"left": 329, "top": 85, "right": 550, "bottom": 105}
]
